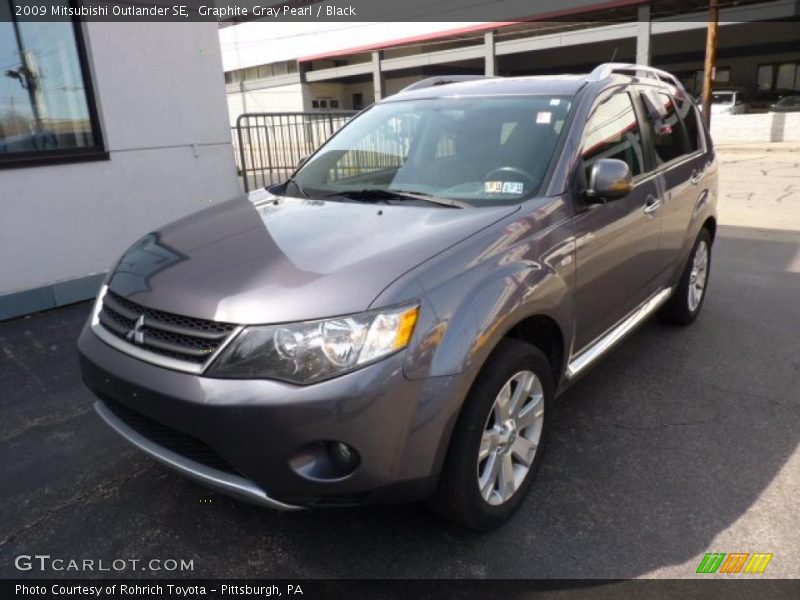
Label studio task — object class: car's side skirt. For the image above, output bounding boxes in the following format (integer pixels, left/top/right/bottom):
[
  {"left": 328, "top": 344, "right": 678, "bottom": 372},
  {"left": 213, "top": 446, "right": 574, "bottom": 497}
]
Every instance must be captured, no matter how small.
[{"left": 565, "top": 287, "right": 672, "bottom": 380}]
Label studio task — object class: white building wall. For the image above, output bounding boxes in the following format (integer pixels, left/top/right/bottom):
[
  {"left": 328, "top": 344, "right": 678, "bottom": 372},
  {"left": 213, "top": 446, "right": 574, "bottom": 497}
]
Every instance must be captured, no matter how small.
[
  {"left": 342, "top": 81, "right": 374, "bottom": 106},
  {"left": 227, "top": 82, "right": 306, "bottom": 124},
  {"left": 303, "top": 77, "right": 422, "bottom": 110},
  {"left": 303, "top": 81, "right": 348, "bottom": 111},
  {"left": 711, "top": 113, "right": 800, "bottom": 144},
  {"left": 226, "top": 74, "right": 426, "bottom": 124},
  {"left": 385, "top": 75, "right": 423, "bottom": 96},
  {"left": 0, "top": 22, "right": 239, "bottom": 300}
]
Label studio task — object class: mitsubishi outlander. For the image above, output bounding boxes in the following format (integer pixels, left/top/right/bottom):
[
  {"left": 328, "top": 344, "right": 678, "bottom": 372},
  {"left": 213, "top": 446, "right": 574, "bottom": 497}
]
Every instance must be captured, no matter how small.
[{"left": 79, "top": 64, "right": 717, "bottom": 530}]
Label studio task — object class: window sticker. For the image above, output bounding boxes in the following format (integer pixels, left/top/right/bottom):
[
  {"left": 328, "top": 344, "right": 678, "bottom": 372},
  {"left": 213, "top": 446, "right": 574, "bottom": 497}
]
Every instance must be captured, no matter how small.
[
  {"left": 485, "top": 181, "right": 524, "bottom": 194},
  {"left": 536, "top": 111, "right": 552, "bottom": 124},
  {"left": 502, "top": 181, "right": 524, "bottom": 194},
  {"left": 485, "top": 181, "right": 504, "bottom": 194}
]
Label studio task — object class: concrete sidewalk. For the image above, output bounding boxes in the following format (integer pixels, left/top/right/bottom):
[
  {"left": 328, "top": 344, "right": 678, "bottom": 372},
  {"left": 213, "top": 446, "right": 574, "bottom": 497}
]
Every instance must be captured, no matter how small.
[{"left": 716, "top": 148, "right": 800, "bottom": 231}]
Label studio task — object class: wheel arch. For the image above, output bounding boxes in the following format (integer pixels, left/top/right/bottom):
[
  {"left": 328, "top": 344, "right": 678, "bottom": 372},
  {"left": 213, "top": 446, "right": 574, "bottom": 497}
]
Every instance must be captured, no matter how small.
[
  {"left": 504, "top": 314, "right": 566, "bottom": 385},
  {"left": 427, "top": 306, "right": 568, "bottom": 477},
  {"left": 702, "top": 215, "right": 717, "bottom": 243}
]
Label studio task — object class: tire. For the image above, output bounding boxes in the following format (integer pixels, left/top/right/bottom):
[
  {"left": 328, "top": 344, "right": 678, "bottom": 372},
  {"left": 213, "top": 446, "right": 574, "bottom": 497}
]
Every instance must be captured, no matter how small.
[
  {"left": 429, "top": 338, "right": 554, "bottom": 531},
  {"left": 658, "top": 228, "right": 712, "bottom": 326}
]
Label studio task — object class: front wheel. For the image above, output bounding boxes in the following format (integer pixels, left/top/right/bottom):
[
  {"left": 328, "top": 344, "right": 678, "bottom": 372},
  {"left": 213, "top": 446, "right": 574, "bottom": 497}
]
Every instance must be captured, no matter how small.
[
  {"left": 658, "top": 228, "right": 712, "bottom": 325},
  {"left": 429, "top": 339, "right": 554, "bottom": 531}
]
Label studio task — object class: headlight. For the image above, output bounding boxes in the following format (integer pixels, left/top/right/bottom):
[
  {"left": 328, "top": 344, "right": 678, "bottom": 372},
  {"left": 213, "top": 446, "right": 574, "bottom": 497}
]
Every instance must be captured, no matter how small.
[{"left": 208, "top": 303, "right": 419, "bottom": 384}]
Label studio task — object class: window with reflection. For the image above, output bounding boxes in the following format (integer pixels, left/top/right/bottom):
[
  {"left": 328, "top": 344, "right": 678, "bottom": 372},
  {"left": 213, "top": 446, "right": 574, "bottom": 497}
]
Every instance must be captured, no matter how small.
[
  {"left": 649, "top": 93, "right": 688, "bottom": 165},
  {"left": 289, "top": 96, "right": 573, "bottom": 205},
  {"left": 0, "top": 5, "right": 103, "bottom": 164},
  {"left": 755, "top": 62, "right": 800, "bottom": 94},
  {"left": 674, "top": 95, "right": 703, "bottom": 153},
  {"left": 581, "top": 92, "right": 644, "bottom": 179}
]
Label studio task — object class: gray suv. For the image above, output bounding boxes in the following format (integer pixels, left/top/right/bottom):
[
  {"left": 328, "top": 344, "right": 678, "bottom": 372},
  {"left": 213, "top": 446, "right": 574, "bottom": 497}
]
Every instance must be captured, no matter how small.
[{"left": 79, "top": 63, "right": 717, "bottom": 530}]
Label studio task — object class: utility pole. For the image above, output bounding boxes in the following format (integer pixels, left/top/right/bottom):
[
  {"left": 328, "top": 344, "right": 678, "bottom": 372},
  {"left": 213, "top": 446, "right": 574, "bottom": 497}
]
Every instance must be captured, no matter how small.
[
  {"left": 701, "top": 0, "right": 719, "bottom": 128},
  {"left": 8, "top": 16, "right": 43, "bottom": 132}
]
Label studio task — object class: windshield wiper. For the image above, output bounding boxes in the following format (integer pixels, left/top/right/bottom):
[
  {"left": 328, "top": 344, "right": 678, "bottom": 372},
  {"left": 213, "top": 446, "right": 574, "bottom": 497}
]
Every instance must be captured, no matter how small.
[{"left": 322, "top": 188, "right": 464, "bottom": 208}]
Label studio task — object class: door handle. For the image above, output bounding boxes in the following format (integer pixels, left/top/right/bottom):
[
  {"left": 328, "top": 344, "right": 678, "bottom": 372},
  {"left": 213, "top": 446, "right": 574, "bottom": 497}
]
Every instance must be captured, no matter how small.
[
  {"left": 643, "top": 195, "right": 661, "bottom": 215},
  {"left": 690, "top": 169, "right": 702, "bottom": 185}
]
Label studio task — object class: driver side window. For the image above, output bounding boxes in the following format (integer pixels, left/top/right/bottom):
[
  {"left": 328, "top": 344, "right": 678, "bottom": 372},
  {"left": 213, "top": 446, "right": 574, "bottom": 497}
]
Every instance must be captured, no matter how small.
[{"left": 581, "top": 92, "right": 645, "bottom": 182}]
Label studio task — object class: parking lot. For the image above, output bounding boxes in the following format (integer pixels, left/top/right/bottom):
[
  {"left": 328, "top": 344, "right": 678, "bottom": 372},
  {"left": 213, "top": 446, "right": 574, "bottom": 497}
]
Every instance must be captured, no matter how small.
[{"left": 1, "top": 147, "right": 798, "bottom": 580}]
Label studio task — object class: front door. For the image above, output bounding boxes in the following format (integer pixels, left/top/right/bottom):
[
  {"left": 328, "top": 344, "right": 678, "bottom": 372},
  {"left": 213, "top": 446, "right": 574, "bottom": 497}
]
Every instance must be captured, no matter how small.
[{"left": 572, "top": 90, "right": 662, "bottom": 350}]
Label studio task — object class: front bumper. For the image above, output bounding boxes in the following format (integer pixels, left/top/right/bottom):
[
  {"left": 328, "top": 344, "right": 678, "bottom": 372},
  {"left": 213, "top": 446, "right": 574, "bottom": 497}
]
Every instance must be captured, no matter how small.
[
  {"left": 78, "top": 324, "right": 460, "bottom": 507},
  {"left": 94, "top": 399, "right": 299, "bottom": 510}
]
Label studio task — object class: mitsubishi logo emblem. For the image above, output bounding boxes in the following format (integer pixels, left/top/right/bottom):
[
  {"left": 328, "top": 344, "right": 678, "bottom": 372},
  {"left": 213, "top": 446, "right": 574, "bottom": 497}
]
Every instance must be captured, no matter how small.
[{"left": 125, "top": 315, "right": 146, "bottom": 345}]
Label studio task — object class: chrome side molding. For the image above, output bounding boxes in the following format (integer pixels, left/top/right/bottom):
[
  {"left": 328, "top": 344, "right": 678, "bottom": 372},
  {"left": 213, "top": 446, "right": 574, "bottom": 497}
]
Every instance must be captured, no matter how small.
[
  {"left": 94, "top": 401, "right": 301, "bottom": 511},
  {"left": 566, "top": 287, "right": 672, "bottom": 379}
]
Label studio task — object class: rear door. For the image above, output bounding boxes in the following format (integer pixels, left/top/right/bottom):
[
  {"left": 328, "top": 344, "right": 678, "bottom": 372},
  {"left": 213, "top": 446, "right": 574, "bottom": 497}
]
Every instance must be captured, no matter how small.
[
  {"left": 572, "top": 89, "right": 663, "bottom": 350},
  {"left": 643, "top": 90, "right": 711, "bottom": 281}
]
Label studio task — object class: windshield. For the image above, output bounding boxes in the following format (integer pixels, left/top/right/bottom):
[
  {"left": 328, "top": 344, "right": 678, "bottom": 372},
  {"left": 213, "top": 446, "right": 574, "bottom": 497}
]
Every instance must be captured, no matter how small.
[{"left": 287, "top": 95, "right": 573, "bottom": 207}]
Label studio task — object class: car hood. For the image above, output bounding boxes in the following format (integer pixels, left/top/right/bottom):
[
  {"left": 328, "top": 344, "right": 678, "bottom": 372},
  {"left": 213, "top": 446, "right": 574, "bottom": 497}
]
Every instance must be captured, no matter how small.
[{"left": 107, "top": 192, "right": 518, "bottom": 324}]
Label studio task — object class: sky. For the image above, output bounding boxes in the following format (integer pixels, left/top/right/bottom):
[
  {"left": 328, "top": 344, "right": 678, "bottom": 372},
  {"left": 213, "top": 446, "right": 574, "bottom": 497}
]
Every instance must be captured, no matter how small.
[{"left": 219, "top": 22, "right": 489, "bottom": 71}]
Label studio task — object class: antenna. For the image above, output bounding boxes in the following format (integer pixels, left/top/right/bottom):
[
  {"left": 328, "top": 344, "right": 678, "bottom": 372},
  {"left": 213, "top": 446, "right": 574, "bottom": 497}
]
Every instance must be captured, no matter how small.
[{"left": 609, "top": 47, "right": 618, "bottom": 62}]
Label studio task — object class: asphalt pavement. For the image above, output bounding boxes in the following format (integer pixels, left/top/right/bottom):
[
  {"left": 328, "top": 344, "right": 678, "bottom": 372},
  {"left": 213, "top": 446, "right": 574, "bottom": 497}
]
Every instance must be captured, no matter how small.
[{"left": 1, "top": 148, "right": 798, "bottom": 579}]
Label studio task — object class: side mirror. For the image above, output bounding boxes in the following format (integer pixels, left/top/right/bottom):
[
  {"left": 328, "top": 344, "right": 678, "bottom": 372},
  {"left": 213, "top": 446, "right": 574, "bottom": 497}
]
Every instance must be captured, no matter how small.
[{"left": 586, "top": 158, "right": 633, "bottom": 202}]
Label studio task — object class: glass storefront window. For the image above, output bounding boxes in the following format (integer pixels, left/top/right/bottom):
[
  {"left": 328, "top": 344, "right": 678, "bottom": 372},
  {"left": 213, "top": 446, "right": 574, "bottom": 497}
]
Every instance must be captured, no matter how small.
[
  {"left": 776, "top": 63, "right": 796, "bottom": 91},
  {"left": 0, "top": 5, "right": 103, "bottom": 164},
  {"left": 756, "top": 65, "right": 773, "bottom": 91},
  {"left": 756, "top": 62, "right": 800, "bottom": 93}
]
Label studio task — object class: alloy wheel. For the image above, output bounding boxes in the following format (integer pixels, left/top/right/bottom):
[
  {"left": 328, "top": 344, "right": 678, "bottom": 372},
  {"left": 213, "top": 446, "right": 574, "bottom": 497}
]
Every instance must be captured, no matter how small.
[
  {"left": 476, "top": 370, "right": 545, "bottom": 506},
  {"left": 688, "top": 240, "right": 709, "bottom": 312}
]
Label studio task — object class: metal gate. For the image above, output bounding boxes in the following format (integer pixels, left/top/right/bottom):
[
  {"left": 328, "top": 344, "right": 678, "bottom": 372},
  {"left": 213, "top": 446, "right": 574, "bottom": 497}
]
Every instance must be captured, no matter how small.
[{"left": 233, "top": 111, "right": 358, "bottom": 192}]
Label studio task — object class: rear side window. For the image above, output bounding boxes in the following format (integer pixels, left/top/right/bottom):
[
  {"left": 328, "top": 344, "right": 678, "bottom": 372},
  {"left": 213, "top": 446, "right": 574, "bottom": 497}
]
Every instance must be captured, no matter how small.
[
  {"left": 581, "top": 92, "right": 645, "bottom": 179},
  {"left": 674, "top": 95, "right": 703, "bottom": 153},
  {"left": 649, "top": 93, "right": 688, "bottom": 164}
]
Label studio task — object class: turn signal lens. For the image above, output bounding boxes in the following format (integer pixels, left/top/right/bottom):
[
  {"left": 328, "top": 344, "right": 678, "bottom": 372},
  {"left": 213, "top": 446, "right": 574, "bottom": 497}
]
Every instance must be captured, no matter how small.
[{"left": 395, "top": 306, "right": 419, "bottom": 349}]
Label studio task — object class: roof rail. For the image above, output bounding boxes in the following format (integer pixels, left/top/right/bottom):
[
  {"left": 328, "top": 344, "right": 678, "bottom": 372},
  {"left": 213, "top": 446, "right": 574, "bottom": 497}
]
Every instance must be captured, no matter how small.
[
  {"left": 400, "top": 75, "right": 493, "bottom": 93},
  {"left": 588, "top": 63, "right": 685, "bottom": 93}
]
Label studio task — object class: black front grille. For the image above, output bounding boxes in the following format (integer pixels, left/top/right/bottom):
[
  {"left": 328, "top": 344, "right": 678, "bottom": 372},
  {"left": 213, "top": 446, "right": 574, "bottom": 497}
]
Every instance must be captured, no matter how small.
[
  {"left": 102, "top": 398, "right": 240, "bottom": 476},
  {"left": 98, "top": 289, "right": 237, "bottom": 365}
]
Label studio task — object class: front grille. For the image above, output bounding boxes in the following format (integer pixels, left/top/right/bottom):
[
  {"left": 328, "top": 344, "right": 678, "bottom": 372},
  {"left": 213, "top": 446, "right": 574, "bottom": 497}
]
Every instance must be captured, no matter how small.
[
  {"left": 102, "top": 397, "right": 240, "bottom": 475},
  {"left": 98, "top": 289, "right": 237, "bottom": 366}
]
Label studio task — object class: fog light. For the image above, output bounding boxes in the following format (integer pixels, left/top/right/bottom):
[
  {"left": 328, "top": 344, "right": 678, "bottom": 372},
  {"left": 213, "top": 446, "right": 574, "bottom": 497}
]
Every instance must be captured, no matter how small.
[{"left": 330, "top": 441, "right": 359, "bottom": 469}]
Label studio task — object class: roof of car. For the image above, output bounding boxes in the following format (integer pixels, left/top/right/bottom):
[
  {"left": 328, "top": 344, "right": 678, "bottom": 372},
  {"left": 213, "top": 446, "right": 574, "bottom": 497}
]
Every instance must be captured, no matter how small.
[{"left": 386, "top": 75, "right": 592, "bottom": 101}]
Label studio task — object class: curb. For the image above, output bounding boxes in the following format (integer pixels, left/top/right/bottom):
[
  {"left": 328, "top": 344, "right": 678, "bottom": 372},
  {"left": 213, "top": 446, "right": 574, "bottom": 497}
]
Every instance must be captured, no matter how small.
[{"left": 716, "top": 143, "right": 800, "bottom": 153}]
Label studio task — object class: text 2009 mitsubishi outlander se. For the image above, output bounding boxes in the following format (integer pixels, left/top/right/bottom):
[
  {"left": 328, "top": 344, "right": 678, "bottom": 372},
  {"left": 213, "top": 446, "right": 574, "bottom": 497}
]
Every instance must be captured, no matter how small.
[{"left": 79, "top": 64, "right": 717, "bottom": 530}]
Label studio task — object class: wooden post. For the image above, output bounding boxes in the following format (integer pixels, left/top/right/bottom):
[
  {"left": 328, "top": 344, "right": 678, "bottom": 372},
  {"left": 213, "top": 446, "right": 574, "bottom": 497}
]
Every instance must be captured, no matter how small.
[{"left": 701, "top": 0, "right": 719, "bottom": 127}]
